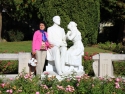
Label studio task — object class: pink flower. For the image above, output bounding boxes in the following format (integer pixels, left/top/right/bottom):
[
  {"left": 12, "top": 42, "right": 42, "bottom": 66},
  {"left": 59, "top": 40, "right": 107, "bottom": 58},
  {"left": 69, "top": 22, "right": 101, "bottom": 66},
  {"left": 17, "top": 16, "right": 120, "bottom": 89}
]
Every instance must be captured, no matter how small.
[
  {"left": 9, "top": 89, "right": 13, "bottom": 93},
  {"left": 99, "top": 76, "right": 104, "bottom": 80},
  {"left": 6, "top": 90, "right": 10, "bottom": 92},
  {"left": 76, "top": 76, "right": 81, "bottom": 79},
  {"left": 6, "top": 89, "right": 13, "bottom": 93},
  {"left": 19, "top": 73, "right": 22, "bottom": 77},
  {"left": 65, "top": 85, "right": 75, "bottom": 92},
  {"left": 24, "top": 74, "right": 30, "bottom": 79},
  {"left": 115, "top": 82, "right": 120, "bottom": 88},
  {"left": 77, "top": 78, "right": 80, "bottom": 82},
  {"left": 24, "top": 76, "right": 28, "bottom": 79},
  {"left": 9, "top": 78, "right": 13, "bottom": 81},
  {"left": 76, "top": 76, "right": 81, "bottom": 82},
  {"left": 36, "top": 92, "right": 40, "bottom": 94},
  {"left": 1, "top": 83, "right": 5, "bottom": 88},
  {"left": 57, "top": 85, "right": 64, "bottom": 90},
  {"left": 115, "top": 78, "right": 120, "bottom": 82},
  {"left": 44, "top": 72, "right": 49, "bottom": 75}
]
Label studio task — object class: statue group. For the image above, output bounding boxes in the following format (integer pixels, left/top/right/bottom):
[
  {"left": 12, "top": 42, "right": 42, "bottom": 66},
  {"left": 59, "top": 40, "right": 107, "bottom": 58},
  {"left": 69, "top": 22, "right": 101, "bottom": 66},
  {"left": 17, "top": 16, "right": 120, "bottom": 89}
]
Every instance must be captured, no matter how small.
[{"left": 46, "top": 16, "right": 85, "bottom": 76}]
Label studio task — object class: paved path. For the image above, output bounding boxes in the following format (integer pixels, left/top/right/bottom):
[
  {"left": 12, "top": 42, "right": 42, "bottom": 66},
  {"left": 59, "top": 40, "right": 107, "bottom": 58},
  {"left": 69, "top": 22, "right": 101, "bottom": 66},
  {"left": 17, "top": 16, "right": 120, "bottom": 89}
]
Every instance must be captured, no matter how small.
[{"left": 0, "top": 74, "right": 18, "bottom": 82}]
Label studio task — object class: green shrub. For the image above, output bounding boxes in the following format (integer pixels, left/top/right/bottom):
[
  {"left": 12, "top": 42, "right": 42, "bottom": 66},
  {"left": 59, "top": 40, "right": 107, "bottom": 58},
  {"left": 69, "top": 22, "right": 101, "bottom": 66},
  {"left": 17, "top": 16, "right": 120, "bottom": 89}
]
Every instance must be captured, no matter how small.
[
  {"left": 38, "top": 0, "right": 100, "bottom": 46},
  {"left": 113, "top": 43, "right": 125, "bottom": 53},
  {"left": 83, "top": 52, "right": 97, "bottom": 76},
  {"left": 98, "top": 41, "right": 117, "bottom": 51},
  {"left": 8, "top": 29, "right": 24, "bottom": 42},
  {"left": 0, "top": 60, "right": 18, "bottom": 74},
  {"left": 83, "top": 60, "right": 94, "bottom": 76},
  {"left": 113, "top": 61, "right": 125, "bottom": 76},
  {"left": 41, "top": 73, "right": 58, "bottom": 88},
  {"left": 0, "top": 72, "right": 125, "bottom": 94},
  {"left": 98, "top": 42, "right": 125, "bottom": 53}
]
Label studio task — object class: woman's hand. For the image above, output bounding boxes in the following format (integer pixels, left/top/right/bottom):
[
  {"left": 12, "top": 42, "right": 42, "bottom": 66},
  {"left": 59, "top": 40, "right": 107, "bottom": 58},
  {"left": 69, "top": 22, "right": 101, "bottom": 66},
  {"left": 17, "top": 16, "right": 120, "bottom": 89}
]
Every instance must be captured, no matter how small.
[
  {"left": 32, "top": 52, "right": 36, "bottom": 55},
  {"left": 41, "top": 42, "right": 46, "bottom": 49}
]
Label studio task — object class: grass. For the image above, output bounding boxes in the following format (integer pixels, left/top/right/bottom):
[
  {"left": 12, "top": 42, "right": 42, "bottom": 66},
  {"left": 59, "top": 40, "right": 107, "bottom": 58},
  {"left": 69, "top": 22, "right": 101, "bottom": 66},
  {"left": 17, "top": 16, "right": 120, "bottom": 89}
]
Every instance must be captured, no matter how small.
[
  {"left": 0, "top": 41, "right": 113, "bottom": 53},
  {"left": 0, "top": 41, "right": 32, "bottom": 53},
  {"left": 85, "top": 46, "right": 112, "bottom": 54}
]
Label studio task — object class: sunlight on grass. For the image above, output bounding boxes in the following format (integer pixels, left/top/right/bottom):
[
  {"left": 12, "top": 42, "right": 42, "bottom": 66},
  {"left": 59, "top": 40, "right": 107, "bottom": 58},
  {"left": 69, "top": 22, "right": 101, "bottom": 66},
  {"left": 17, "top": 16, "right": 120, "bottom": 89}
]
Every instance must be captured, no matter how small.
[
  {"left": 0, "top": 41, "right": 114, "bottom": 53},
  {"left": 0, "top": 41, "right": 32, "bottom": 53},
  {"left": 85, "top": 46, "right": 112, "bottom": 54}
]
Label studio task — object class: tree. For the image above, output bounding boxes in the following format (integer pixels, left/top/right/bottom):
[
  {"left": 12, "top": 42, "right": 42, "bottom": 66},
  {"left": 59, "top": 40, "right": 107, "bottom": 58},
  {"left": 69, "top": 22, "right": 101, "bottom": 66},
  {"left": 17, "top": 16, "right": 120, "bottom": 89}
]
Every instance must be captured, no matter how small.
[
  {"left": 37, "top": 0, "right": 100, "bottom": 46},
  {"left": 0, "top": 0, "right": 37, "bottom": 42},
  {"left": 0, "top": 0, "right": 11, "bottom": 42},
  {"left": 0, "top": 5, "right": 2, "bottom": 42},
  {"left": 101, "top": 0, "right": 125, "bottom": 22},
  {"left": 100, "top": 0, "right": 125, "bottom": 43},
  {"left": 1, "top": 0, "right": 100, "bottom": 44}
]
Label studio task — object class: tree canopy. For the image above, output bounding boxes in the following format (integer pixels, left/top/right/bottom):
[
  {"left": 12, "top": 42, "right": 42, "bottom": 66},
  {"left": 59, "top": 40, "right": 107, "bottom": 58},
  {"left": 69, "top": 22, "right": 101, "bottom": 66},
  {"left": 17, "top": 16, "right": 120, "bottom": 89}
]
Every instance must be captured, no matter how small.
[
  {"left": 100, "top": 0, "right": 125, "bottom": 43},
  {"left": 37, "top": 0, "right": 100, "bottom": 45},
  {"left": 101, "top": 0, "right": 125, "bottom": 22},
  {"left": 1, "top": 0, "right": 100, "bottom": 46}
]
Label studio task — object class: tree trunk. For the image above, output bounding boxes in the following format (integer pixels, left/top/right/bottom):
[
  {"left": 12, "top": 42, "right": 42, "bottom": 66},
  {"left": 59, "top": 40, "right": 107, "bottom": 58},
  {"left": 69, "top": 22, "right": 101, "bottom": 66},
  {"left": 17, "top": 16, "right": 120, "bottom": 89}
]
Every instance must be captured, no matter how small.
[
  {"left": 0, "top": 12, "right": 2, "bottom": 42},
  {"left": 122, "top": 24, "right": 125, "bottom": 45}
]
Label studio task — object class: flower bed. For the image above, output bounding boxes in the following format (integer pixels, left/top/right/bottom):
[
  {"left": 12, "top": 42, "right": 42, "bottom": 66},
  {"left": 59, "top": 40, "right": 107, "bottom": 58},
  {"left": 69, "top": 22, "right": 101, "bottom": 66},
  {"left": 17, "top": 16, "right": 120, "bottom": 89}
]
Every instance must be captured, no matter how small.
[
  {"left": 0, "top": 60, "right": 18, "bottom": 74},
  {"left": 0, "top": 71, "right": 125, "bottom": 94}
]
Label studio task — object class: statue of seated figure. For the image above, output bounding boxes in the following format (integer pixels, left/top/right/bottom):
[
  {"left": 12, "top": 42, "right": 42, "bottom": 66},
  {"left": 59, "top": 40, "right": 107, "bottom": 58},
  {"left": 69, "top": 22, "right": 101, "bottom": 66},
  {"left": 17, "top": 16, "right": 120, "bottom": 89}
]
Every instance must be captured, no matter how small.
[
  {"left": 66, "top": 21, "right": 85, "bottom": 73},
  {"left": 46, "top": 16, "right": 67, "bottom": 75}
]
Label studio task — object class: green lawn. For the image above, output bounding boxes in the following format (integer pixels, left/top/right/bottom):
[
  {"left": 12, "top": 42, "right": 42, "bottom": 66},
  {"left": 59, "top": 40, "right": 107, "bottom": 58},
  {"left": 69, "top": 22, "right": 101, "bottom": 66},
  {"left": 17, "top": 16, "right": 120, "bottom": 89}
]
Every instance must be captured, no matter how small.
[
  {"left": 85, "top": 46, "right": 112, "bottom": 54},
  {"left": 0, "top": 41, "right": 32, "bottom": 53},
  {"left": 0, "top": 41, "right": 112, "bottom": 53}
]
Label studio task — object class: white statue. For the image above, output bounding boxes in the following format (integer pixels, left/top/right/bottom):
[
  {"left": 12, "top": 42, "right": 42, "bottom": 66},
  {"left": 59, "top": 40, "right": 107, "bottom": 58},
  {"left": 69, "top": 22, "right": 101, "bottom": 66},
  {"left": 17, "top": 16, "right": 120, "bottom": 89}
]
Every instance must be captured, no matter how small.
[
  {"left": 66, "top": 21, "right": 84, "bottom": 72},
  {"left": 47, "top": 16, "right": 67, "bottom": 75}
]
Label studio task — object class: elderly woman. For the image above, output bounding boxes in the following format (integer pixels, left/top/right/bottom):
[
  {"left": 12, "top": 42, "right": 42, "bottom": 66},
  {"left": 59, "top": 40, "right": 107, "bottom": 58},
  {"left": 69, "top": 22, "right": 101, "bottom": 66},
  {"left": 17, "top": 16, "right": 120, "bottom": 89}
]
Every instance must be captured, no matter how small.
[
  {"left": 32, "top": 21, "right": 52, "bottom": 75},
  {"left": 66, "top": 21, "right": 84, "bottom": 72}
]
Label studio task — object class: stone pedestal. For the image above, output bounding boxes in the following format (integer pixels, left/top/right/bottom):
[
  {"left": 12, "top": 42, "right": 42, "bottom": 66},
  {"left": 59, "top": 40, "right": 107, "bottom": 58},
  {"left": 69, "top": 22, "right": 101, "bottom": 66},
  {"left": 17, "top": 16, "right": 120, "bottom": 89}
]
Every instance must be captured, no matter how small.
[
  {"left": 93, "top": 60, "right": 99, "bottom": 77},
  {"left": 92, "top": 53, "right": 125, "bottom": 78},
  {"left": 99, "top": 53, "right": 114, "bottom": 77},
  {"left": 42, "top": 60, "right": 85, "bottom": 80},
  {"left": 18, "top": 52, "right": 31, "bottom": 73}
]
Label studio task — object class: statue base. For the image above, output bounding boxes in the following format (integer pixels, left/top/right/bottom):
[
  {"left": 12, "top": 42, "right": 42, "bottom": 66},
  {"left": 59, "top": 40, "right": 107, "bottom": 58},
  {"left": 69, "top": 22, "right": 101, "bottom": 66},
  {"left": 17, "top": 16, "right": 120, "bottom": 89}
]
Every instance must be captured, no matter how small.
[
  {"left": 41, "top": 61, "right": 85, "bottom": 80},
  {"left": 41, "top": 70, "right": 85, "bottom": 81}
]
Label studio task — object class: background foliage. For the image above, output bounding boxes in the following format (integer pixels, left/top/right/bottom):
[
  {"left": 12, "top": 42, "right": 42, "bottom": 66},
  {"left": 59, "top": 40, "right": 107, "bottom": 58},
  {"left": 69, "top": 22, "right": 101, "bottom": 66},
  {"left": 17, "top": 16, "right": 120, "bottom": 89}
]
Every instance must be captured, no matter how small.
[
  {"left": 100, "top": 0, "right": 125, "bottom": 44},
  {"left": 37, "top": 0, "right": 100, "bottom": 46},
  {"left": 1, "top": 0, "right": 100, "bottom": 46}
]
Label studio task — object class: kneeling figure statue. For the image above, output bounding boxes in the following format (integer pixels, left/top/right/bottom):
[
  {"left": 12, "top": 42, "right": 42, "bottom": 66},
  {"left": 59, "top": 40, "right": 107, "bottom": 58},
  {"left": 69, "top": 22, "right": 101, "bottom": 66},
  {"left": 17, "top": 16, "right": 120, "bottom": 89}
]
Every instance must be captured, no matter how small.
[{"left": 65, "top": 21, "right": 85, "bottom": 74}]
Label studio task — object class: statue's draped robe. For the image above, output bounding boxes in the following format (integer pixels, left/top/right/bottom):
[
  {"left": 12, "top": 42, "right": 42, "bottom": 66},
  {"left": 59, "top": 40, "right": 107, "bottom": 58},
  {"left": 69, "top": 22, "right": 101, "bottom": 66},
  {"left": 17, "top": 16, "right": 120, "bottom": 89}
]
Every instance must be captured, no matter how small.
[
  {"left": 47, "top": 24, "right": 67, "bottom": 74},
  {"left": 66, "top": 29, "right": 84, "bottom": 66}
]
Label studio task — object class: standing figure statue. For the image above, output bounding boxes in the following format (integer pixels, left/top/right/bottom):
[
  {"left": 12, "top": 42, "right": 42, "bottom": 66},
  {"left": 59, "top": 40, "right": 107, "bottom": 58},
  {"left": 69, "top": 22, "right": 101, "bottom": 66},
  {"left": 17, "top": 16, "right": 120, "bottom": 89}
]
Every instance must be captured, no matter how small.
[
  {"left": 66, "top": 21, "right": 84, "bottom": 72},
  {"left": 47, "top": 16, "right": 67, "bottom": 75}
]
